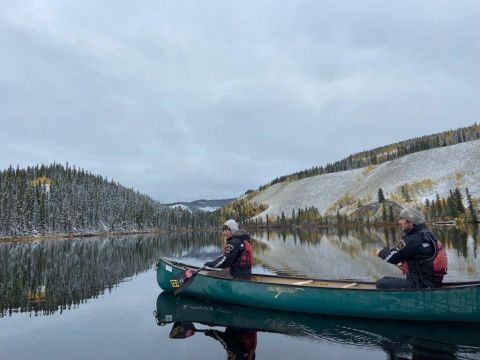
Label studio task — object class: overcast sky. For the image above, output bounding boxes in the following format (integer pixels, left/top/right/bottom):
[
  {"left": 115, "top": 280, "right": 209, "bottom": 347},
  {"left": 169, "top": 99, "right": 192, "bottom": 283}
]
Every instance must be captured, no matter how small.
[{"left": 1, "top": 1, "right": 479, "bottom": 202}]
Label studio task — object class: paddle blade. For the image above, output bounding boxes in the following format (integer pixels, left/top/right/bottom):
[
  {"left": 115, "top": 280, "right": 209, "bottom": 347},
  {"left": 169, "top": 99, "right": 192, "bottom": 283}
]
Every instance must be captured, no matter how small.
[
  {"left": 171, "top": 269, "right": 193, "bottom": 286},
  {"left": 173, "top": 267, "right": 202, "bottom": 296},
  {"left": 169, "top": 321, "right": 196, "bottom": 339}
]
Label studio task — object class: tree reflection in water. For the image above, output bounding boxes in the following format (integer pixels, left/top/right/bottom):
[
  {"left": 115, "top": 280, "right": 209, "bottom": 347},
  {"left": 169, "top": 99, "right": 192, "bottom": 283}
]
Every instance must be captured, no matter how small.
[
  {"left": 252, "top": 225, "right": 480, "bottom": 281},
  {"left": 0, "top": 232, "right": 219, "bottom": 317},
  {"left": 1, "top": 225, "right": 478, "bottom": 318}
]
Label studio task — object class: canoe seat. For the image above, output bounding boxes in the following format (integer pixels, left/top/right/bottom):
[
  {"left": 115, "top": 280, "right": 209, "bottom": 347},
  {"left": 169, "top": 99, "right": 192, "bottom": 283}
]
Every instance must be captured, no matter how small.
[{"left": 342, "top": 283, "right": 358, "bottom": 288}]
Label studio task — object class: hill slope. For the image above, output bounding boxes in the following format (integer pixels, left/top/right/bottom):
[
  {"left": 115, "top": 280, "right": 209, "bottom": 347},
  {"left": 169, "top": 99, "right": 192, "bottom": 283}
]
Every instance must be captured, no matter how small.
[{"left": 249, "top": 139, "right": 480, "bottom": 219}]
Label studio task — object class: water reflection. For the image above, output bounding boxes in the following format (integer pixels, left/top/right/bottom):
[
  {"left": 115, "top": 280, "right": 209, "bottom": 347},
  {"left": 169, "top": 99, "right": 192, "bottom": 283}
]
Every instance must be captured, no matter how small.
[
  {"left": 155, "top": 292, "right": 480, "bottom": 359},
  {"left": 252, "top": 225, "right": 480, "bottom": 281},
  {"left": 168, "top": 320, "right": 257, "bottom": 359},
  {"left": 0, "top": 232, "right": 219, "bottom": 317},
  {"left": 1, "top": 225, "right": 479, "bottom": 318}
]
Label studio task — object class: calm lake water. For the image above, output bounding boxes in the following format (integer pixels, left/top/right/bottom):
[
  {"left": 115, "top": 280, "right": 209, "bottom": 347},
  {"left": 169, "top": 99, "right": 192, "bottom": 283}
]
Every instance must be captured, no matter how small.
[{"left": 1, "top": 226, "right": 479, "bottom": 360}]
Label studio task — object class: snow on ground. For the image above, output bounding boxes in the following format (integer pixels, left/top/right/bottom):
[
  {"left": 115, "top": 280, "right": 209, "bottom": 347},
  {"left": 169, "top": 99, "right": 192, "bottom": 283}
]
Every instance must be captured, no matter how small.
[
  {"left": 199, "top": 206, "right": 220, "bottom": 212},
  {"left": 250, "top": 140, "right": 480, "bottom": 218},
  {"left": 169, "top": 204, "right": 192, "bottom": 213}
]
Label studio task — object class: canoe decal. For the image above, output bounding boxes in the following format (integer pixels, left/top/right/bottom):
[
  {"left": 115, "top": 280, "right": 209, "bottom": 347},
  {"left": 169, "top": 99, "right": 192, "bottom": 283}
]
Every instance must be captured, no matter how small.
[{"left": 267, "top": 286, "right": 305, "bottom": 299}]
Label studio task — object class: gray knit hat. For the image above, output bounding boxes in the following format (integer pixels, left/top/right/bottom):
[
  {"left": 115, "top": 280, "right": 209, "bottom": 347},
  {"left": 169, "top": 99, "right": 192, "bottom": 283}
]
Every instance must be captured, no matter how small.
[
  {"left": 223, "top": 219, "right": 239, "bottom": 232},
  {"left": 399, "top": 207, "right": 425, "bottom": 225}
]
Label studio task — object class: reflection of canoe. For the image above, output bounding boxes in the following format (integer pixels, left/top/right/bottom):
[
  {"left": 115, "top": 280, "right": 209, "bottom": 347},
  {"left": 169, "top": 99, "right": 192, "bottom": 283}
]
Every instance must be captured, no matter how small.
[
  {"left": 154, "top": 292, "right": 480, "bottom": 356},
  {"left": 156, "top": 258, "right": 480, "bottom": 322}
]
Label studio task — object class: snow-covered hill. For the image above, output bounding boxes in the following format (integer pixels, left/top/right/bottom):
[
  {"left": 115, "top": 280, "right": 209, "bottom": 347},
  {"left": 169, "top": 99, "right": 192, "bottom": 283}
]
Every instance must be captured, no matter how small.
[
  {"left": 250, "top": 139, "right": 480, "bottom": 219},
  {"left": 167, "top": 198, "right": 234, "bottom": 213}
]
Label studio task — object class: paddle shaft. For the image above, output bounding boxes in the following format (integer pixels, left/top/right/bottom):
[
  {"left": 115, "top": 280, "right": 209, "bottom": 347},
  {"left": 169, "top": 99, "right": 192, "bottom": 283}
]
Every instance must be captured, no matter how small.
[
  {"left": 173, "top": 266, "right": 205, "bottom": 295},
  {"left": 173, "top": 266, "right": 221, "bottom": 295}
]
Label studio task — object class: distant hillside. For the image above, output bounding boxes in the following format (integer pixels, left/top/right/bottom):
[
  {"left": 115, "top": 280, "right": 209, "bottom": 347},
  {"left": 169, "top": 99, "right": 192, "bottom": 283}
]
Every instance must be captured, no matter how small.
[
  {"left": 167, "top": 198, "right": 235, "bottom": 213},
  {"left": 0, "top": 164, "right": 218, "bottom": 238},
  {"left": 260, "top": 123, "right": 480, "bottom": 191},
  {"left": 219, "top": 135, "right": 480, "bottom": 225},
  {"left": 246, "top": 139, "right": 480, "bottom": 223}
]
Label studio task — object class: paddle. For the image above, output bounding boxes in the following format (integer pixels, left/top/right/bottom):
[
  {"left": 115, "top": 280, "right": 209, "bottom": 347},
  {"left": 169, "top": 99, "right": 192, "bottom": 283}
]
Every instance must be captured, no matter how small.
[
  {"left": 169, "top": 321, "right": 208, "bottom": 339},
  {"left": 173, "top": 265, "right": 221, "bottom": 296},
  {"left": 169, "top": 321, "right": 218, "bottom": 340}
]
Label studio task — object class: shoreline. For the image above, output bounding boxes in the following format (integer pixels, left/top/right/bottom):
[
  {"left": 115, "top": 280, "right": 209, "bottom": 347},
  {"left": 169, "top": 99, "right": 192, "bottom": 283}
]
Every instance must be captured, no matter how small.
[
  {"left": 1, "top": 221, "right": 473, "bottom": 243},
  {"left": 0, "top": 227, "right": 217, "bottom": 243}
]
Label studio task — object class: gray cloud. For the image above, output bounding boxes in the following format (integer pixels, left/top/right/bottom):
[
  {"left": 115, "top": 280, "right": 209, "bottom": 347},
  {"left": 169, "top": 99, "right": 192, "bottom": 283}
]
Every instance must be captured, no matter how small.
[{"left": 1, "top": 0, "right": 479, "bottom": 202}]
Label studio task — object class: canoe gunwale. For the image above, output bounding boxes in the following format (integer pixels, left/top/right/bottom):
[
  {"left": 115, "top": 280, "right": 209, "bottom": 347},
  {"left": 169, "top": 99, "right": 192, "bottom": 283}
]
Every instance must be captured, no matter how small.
[{"left": 159, "top": 257, "right": 480, "bottom": 292}]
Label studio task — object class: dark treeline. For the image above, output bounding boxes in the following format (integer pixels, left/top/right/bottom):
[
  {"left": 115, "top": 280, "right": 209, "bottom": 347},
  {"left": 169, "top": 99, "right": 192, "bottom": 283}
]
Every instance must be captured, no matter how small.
[
  {"left": 0, "top": 164, "right": 219, "bottom": 238},
  {"left": 242, "top": 203, "right": 399, "bottom": 229},
  {"left": 0, "top": 232, "right": 219, "bottom": 317},
  {"left": 258, "top": 123, "right": 480, "bottom": 190}
]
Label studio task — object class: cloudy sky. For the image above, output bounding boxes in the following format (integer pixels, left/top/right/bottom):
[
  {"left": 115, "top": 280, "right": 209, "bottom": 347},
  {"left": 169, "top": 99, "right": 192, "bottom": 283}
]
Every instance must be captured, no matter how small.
[{"left": 1, "top": 1, "right": 479, "bottom": 202}]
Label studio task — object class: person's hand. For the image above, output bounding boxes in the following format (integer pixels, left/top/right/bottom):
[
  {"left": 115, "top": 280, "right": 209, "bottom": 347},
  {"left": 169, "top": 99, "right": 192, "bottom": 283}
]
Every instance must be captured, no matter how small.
[{"left": 372, "top": 249, "right": 381, "bottom": 257}]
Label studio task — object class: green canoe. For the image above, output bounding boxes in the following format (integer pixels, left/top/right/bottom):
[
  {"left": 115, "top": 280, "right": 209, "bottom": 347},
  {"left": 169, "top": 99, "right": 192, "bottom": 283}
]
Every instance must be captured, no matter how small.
[
  {"left": 155, "top": 257, "right": 480, "bottom": 322},
  {"left": 154, "top": 292, "right": 480, "bottom": 354}
]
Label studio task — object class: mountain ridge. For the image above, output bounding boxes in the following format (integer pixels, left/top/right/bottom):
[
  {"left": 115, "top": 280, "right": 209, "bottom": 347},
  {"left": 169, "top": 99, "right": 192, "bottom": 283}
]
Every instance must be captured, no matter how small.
[{"left": 166, "top": 198, "right": 235, "bottom": 213}]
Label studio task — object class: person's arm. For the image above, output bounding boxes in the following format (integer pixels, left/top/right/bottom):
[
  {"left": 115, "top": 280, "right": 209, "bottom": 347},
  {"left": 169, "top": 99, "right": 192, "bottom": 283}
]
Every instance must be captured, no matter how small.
[
  {"left": 378, "top": 236, "right": 420, "bottom": 264},
  {"left": 205, "top": 238, "right": 242, "bottom": 268}
]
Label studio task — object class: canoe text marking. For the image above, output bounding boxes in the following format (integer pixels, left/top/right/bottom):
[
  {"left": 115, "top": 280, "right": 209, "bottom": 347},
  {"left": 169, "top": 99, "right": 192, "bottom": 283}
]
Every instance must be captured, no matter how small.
[{"left": 267, "top": 286, "right": 305, "bottom": 299}]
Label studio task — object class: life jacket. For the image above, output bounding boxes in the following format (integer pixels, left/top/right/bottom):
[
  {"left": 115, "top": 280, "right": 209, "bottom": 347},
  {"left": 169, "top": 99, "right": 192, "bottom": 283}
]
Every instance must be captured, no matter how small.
[
  {"left": 224, "top": 328, "right": 257, "bottom": 360},
  {"left": 241, "top": 330, "right": 257, "bottom": 360},
  {"left": 238, "top": 239, "right": 254, "bottom": 269},
  {"left": 401, "top": 233, "right": 448, "bottom": 278}
]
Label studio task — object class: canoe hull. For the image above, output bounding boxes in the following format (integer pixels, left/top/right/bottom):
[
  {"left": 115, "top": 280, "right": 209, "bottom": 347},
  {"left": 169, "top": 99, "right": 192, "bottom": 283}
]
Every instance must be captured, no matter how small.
[
  {"left": 156, "top": 258, "right": 480, "bottom": 322},
  {"left": 155, "top": 292, "right": 480, "bottom": 349}
]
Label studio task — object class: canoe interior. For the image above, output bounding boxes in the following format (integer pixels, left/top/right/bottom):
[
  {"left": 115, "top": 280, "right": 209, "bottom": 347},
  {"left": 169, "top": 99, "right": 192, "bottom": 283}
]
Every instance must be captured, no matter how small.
[{"left": 166, "top": 258, "right": 480, "bottom": 291}]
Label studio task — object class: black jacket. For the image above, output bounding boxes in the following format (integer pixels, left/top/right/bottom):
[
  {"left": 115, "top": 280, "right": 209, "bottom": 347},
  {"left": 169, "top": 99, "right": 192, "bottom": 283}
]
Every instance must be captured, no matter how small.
[
  {"left": 205, "top": 230, "right": 252, "bottom": 278},
  {"left": 378, "top": 223, "right": 441, "bottom": 288},
  {"left": 205, "top": 328, "right": 257, "bottom": 360}
]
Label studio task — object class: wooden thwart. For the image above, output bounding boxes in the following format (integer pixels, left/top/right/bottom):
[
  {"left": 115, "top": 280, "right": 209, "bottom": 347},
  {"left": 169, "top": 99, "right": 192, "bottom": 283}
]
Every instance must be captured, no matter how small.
[
  {"left": 293, "top": 280, "right": 314, "bottom": 286},
  {"left": 342, "top": 282, "right": 358, "bottom": 288}
]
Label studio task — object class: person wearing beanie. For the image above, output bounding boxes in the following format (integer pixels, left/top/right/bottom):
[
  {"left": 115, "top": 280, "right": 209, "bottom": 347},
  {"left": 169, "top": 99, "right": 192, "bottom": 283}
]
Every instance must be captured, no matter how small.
[
  {"left": 204, "top": 219, "right": 253, "bottom": 279},
  {"left": 375, "top": 207, "right": 445, "bottom": 289},
  {"left": 223, "top": 219, "right": 239, "bottom": 232}
]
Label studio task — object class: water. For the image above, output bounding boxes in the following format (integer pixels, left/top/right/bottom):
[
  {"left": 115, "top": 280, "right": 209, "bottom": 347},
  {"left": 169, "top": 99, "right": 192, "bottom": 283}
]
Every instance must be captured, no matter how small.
[{"left": 1, "top": 226, "right": 479, "bottom": 359}]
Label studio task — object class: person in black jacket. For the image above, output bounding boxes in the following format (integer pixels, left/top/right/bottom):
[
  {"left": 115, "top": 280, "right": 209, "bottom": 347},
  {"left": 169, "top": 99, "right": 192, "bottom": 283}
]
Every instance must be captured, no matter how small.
[
  {"left": 204, "top": 327, "right": 257, "bottom": 360},
  {"left": 376, "top": 207, "right": 442, "bottom": 289},
  {"left": 204, "top": 219, "right": 253, "bottom": 279}
]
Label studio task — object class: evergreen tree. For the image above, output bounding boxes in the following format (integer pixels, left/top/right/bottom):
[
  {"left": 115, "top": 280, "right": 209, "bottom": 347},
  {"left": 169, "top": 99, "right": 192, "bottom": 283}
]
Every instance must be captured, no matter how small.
[
  {"left": 378, "top": 188, "right": 386, "bottom": 202},
  {"left": 388, "top": 206, "right": 394, "bottom": 222},
  {"left": 453, "top": 188, "right": 465, "bottom": 214},
  {"left": 466, "top": 188, "right": 479, "bottom": 223},
  {"left": 382, "top": 203, "right": 387, "bottom": 223}
]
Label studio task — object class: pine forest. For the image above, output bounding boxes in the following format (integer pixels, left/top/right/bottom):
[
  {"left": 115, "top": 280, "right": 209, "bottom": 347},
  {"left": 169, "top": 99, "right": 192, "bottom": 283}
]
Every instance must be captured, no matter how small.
[{"left": 0, "top": 164, "right": 218, "bottom": 238}]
